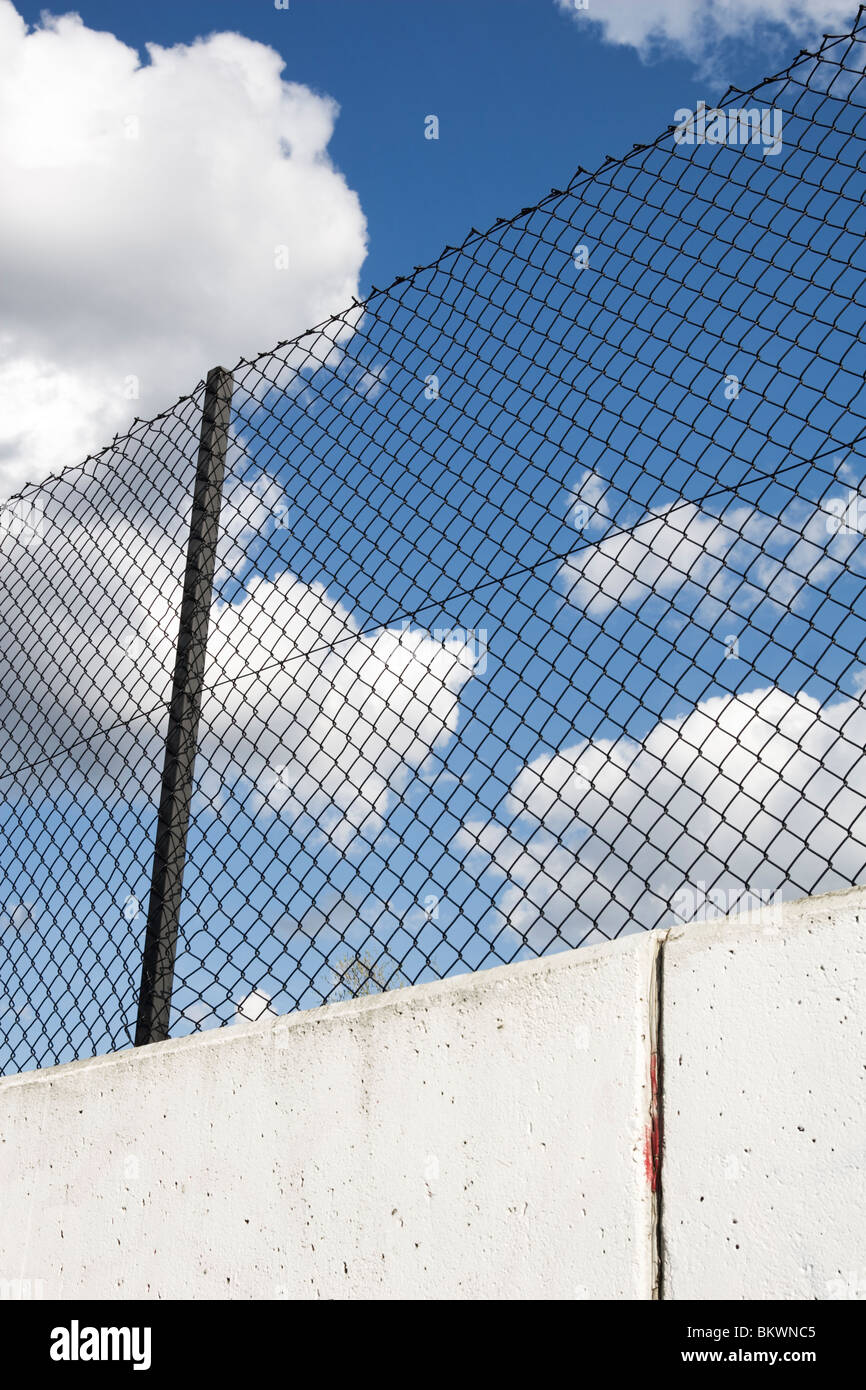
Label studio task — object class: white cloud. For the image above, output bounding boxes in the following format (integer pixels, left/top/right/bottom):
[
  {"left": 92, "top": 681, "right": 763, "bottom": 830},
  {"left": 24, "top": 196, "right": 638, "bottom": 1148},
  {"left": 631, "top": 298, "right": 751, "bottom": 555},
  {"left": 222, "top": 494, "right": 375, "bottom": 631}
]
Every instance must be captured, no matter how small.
[
  {"left": 0, "top": 1, "right": 367, "bottom": 495},
  {"left": 568, "top": 468, "right": 611, "bottom": 531},
  {"left": 236, "top": 989, "right": 274, "bottom": 1022},
  {"left": 202, "top": 573, "right": 477, "bottom": 849},
  {"left": 562, "top": 500, "right": 740, "bottom": 617},
  {"left": 461, "top": 474, "right": 866, "bottom": 950},
  {"left": 356, "top": 363, "right": 388, "bottom": 401},
  {"left": 0, "top": 448, "right": 478, "bottom": 853},
  {"left": 456, "top": 678, "right": 866, "bottom": 950},
  {"left": 556, "top": 0, "right": 857, "bottom": 71},
  {"left": 214, "top": 447, "right": 289, "bottom": 589},
  {"left": 560, "top": 494, "right": 862, "bottom": 620}
]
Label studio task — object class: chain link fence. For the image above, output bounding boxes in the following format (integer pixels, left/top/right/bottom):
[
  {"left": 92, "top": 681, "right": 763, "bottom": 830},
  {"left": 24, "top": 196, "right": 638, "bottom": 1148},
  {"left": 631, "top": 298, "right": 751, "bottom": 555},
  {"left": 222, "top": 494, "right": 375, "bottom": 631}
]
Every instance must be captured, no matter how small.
[{"left": 3, "top": 14, "right": 866, "bottom": 1073}]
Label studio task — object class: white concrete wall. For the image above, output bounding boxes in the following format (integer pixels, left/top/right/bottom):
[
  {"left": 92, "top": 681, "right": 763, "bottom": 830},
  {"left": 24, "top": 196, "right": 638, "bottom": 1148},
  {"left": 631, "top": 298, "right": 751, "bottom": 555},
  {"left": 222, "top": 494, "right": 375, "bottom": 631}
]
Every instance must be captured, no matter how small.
[
  {"left": 0, "top": 935, "right": 658, "bottom": 1300},
  {"left": 661, "top": 886, "right": 866, "bottom": 1300},
  {"left": 0, "top": 886, "right": 863, "bottom": 1300}
]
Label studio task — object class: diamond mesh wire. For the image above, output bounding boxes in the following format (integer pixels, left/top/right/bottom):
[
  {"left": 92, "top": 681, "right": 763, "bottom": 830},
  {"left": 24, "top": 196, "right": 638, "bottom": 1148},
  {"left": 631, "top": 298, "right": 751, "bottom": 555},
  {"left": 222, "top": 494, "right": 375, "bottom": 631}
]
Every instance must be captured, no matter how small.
[
  {"left": 3, "top": 15, "right": 866, "bottom": 1068},
  {"left": 0, "top": 395, "right": 204, "bottom": 1071}
]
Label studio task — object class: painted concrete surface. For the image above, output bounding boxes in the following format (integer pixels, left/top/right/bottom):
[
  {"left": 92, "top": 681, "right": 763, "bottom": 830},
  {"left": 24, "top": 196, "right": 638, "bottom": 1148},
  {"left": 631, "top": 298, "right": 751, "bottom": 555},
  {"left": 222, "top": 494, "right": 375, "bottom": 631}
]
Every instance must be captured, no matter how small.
[
  {"left": 661, "top": 886, "right": 866, "bottom": 1300},
  {"left": 3, "top": 885, "right": 863, "bottom": 1301},
  {"left": 0, "top": 936, "right": 658, "bottom": 1300}
]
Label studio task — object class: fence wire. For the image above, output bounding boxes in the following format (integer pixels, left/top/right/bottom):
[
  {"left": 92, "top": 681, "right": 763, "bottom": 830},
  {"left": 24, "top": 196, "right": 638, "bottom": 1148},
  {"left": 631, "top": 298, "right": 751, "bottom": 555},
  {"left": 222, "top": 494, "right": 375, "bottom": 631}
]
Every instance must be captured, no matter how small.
[{"left": 3, "top": 14, "right": 866, "bottom": 1072}]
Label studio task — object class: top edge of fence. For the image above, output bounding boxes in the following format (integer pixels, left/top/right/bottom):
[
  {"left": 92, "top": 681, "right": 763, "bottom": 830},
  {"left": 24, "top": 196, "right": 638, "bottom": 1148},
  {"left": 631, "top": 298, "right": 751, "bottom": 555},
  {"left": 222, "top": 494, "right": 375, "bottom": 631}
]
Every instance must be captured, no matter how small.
[
  {"left": 3, "top": 12, "right": 864, "bottom": 518},
  {"left": 226, "top": 18, "right": 866, "bottom": 376},
  {"left": 0, "top": 377, "right": 209, "bottom": 514}
]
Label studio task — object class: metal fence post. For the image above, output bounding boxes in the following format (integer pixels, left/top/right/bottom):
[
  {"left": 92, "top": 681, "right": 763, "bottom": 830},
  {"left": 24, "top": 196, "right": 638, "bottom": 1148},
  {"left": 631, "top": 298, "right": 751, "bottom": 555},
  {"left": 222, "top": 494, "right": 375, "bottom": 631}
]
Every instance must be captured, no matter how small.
[{"left": 134, "top": 366, "right": 234, "bottom": 1046}]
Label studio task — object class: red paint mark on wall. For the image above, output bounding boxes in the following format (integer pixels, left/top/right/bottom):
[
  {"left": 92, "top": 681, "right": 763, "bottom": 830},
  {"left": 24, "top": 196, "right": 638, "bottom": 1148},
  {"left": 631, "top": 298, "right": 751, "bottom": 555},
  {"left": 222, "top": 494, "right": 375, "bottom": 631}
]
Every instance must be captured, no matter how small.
[{"left": 645, "top": 1051, "right": 661, "bottom": 1193}]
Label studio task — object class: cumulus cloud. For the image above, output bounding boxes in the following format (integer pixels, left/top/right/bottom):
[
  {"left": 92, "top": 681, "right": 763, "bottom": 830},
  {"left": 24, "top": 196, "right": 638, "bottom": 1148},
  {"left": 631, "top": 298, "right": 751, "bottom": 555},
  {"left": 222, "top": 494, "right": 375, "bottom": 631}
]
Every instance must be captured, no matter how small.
[
  {"left": 0, "top": 433, "right": 478, "bottom": 854},
  {"left": 456, "top": 678, "right": 866, "bottom": 950},
  {"left": 200, "top": 572, "right": 478, "bottom": 850},
  {"left": 556, "top": 0, "right": 857, "bottom": 73},
  {"left": 563, "top": 500, "right": 741, "bottom": 618},
  {"left": 459, "top": 468, "right": 866, "bottom": 950},
  {"left": 0, "top": 1, "right": 367, "bottom": 494},
  {"left": 561, "top": 493, "right": 862, "bottom": 621}
]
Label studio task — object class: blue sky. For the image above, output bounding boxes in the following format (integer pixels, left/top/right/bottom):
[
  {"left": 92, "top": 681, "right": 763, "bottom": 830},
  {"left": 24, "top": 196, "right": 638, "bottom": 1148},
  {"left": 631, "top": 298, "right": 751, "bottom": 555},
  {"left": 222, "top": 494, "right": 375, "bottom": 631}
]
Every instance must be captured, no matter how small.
[{"left": 2, "top": 1, "right": 866, "bottom": 1073}]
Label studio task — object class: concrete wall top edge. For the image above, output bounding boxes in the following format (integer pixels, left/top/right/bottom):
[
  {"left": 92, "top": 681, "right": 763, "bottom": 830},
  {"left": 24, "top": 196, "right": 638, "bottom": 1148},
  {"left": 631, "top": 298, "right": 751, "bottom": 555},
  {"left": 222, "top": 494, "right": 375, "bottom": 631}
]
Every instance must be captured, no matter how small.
[
  {"left": 5, "top": 881, "right": 863, "bottom": 1090},
  {"left": 665, "top": 881, "right": 866, "bottom": 961},
  {"left": 1, "top": 925, "right": 662, "bottom": 1090}
]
